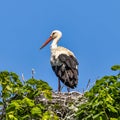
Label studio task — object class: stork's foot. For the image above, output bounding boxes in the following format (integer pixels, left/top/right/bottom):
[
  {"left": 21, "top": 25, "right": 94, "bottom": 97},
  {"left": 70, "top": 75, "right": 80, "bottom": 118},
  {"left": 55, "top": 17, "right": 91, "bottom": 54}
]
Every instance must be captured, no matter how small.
[{"left": 58, "top": 79, "right": 61, "bottom": 93}]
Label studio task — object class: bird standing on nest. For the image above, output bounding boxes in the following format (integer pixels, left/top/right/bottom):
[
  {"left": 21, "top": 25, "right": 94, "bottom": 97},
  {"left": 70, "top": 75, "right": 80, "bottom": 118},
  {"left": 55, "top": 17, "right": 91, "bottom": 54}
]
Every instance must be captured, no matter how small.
[{"left": 40, "top": 30, "right": 79, "bottom": 92}]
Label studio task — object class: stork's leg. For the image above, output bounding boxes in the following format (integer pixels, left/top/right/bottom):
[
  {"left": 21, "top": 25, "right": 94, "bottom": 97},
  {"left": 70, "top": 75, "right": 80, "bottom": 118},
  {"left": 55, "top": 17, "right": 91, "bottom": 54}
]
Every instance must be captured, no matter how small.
[
  {"left": 58, "top": 79, "right": 61, "bottom": 92},
  {"left": 67, "top": 87, "right": 70, "bottom": 92}
]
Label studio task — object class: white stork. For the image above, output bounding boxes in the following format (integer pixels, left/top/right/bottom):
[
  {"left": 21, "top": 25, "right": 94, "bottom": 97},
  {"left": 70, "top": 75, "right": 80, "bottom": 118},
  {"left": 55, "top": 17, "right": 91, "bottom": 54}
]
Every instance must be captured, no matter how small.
[{"left": 40, "top": 30, "right": 79, "bottom": 92}]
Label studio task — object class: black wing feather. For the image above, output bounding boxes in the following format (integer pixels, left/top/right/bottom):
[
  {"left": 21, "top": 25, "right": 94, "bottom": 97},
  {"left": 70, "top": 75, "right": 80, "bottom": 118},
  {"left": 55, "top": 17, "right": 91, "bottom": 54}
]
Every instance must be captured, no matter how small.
[{"left": 51, "top": 54, "right": 79, "bottom": 89}]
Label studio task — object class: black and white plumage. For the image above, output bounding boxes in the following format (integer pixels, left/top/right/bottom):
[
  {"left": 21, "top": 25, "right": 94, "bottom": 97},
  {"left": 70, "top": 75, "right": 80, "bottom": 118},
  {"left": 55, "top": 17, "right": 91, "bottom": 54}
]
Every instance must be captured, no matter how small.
[{"left": 40, "top": 30, "right": 79, "bottom": 91}]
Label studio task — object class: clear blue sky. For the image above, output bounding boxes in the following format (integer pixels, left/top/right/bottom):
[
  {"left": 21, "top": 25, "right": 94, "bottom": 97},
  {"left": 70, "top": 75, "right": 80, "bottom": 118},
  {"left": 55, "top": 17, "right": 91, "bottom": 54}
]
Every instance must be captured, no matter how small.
[{"left": 0, "top": 0, "right": 120, "bottom": 92}]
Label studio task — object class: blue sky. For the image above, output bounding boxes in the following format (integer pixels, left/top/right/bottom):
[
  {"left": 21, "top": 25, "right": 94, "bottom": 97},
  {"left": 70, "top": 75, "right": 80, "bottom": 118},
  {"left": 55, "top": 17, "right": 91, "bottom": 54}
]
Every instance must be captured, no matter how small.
[{"left": 0, "top": 0, "right": 120, "bottom": 92}]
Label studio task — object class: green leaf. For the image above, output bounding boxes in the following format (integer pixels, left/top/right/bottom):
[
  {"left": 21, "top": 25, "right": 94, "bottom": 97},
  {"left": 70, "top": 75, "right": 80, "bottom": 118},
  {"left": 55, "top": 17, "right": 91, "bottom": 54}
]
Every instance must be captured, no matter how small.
[
  {"left": 93, "top": 112, "right": 104, "bottom": 119},
  {"left": 107, "top": 104, "right": 118, "bottom": 113},
  {"left": 0, "top": 101, "right": 3, "bottom": 106},
  {"left": 6, "top": 100, "right": 21, "bottom": 112},
  {"left": 42, "top": 90, "right": 52, "bottom": 99},
  {"left": 110, "top": 118, "right": 118, "bottom": 120},
  {"left": 111, "top": 65, "right": 120, "bottom": 71},
  {"left": 6, "top": 85, "right": 12, "bottom": 91},
  {"left": 26, "top": 79, "right": 37, "bottom": 85},
  {"left": 84, "top": 114, "right": 92, "bottom": 119},
  {"left": 7, "top": 114, "right": 18, "bottom": 120},
  {"left": 106, "top": 94, "right": 114, "bottom": 104},
  {"left": 21, "top": 115, "right": 30, "bottom": 119},
  {"left": 37, "top": 104, "right": 45, "bottom": 110},
  {"left": 42, "top": 111, "right": 59, "bottom": 120},
  {"left": 31, "top": 107, "right": 42, "bottom": 116},
  {"left": 22, "top": 97, "right": 34, "bottom": 107},
  {"left": 100, "top": 116, "right": 103, "bottom": 120}
]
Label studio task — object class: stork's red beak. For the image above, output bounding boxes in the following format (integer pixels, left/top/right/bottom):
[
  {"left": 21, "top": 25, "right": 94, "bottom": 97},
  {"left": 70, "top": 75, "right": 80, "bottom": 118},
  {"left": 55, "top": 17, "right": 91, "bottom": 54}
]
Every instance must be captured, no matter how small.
[{"left": 40, "top": 36, "right": 53, "bottom": 49}]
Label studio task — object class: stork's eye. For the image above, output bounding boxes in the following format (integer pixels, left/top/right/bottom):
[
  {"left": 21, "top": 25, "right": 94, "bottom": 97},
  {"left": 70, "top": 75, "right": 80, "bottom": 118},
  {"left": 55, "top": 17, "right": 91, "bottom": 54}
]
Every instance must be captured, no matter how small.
[{"left": 52, "top": 32, "right": 56, "bottom": 35}]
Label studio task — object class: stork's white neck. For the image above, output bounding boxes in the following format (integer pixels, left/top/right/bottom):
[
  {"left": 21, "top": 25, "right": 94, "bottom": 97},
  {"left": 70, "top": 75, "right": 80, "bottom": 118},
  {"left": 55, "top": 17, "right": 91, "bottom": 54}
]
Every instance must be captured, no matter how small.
[{"left": 51, "top": 38, "right": 59, "bottom": 49}]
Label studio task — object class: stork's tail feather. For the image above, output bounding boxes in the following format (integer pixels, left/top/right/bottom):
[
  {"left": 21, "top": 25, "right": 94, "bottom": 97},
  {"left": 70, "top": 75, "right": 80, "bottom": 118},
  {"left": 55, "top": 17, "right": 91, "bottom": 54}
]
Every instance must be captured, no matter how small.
[{"left": 60, "top": 68, "right": 78, "bottom": 89}]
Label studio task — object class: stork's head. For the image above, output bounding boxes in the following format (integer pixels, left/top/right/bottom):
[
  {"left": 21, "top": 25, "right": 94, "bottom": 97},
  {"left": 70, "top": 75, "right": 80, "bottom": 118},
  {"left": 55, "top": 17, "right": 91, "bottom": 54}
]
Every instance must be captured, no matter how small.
[
  {"left": 40, "top": 30, "right": 62, "bottom": 49},
  {"left": 50, "top": 30, "right": 62, "bottom": 39}
]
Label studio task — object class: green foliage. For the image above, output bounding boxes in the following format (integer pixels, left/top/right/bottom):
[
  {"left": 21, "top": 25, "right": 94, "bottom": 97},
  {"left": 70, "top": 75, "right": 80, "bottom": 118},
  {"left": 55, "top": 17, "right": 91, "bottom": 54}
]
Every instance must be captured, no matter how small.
[
  {"left": 25, "top": 79, "right": 52, "bottom": 99},
  {"left": 0, "top": 71, "right": 58, "bottom": 120},
  {"left": 111, "top": 65, "right": 120, "bottom": 71},
  {"left": 0, "top": 71, "right": 23, "bottom": 99},
  {"left": 76, "top": 65, "right": 120, "bottom": 120}
]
